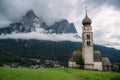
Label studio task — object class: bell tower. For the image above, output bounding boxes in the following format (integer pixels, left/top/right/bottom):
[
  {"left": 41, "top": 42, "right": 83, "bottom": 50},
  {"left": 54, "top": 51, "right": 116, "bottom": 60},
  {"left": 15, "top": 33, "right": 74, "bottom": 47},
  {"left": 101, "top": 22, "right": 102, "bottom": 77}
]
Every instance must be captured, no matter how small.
[{"left": 82, "top": 8, "right": 94, "bottom": 69}]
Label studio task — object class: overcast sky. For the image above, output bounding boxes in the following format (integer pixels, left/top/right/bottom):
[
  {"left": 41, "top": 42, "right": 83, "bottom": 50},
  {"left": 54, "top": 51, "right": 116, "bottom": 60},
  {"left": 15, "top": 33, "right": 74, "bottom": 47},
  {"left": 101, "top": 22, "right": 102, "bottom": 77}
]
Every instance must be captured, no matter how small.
[{"left": 0, "top": 0, "right": 120, "bottom": 49}]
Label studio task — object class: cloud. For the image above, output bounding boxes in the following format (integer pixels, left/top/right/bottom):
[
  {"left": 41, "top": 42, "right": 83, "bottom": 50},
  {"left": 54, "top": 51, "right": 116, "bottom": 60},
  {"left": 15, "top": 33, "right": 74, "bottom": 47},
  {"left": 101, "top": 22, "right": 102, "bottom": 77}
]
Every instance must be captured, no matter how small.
[
  {"left": 0, "top": 17, "right": 11, "bottom": 28},
  {"left": 0, "top": 32, "right": 81, "bottom": 42},
  {"left": 0, "top": 0, "right": 81, "bottom": 27},
  {"left": 0, "top": 0, "right": 120, "bottom": 49},
  {"left": 85, "top": 0, "right": 120, "bottom": 10},
  {"left": 89, "top": 4, "right": 120, "bottom": 49},
  {"left": 0, "top": 26, "right": 81, "bottom": 42}
]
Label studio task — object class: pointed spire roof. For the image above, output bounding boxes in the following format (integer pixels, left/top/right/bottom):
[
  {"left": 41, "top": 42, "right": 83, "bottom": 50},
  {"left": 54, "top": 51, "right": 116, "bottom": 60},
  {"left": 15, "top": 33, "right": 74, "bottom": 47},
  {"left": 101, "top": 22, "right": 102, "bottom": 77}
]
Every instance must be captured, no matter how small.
[{"left": 82, "top": 7, "right": 92, "bottom": 25}]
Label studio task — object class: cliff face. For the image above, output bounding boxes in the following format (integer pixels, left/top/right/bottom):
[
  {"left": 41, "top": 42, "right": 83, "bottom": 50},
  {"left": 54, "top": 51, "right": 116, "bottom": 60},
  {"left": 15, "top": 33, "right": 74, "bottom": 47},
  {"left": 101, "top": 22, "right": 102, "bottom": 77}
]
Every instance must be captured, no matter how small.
[{"left": 0, "top": 10, "right": 77, "bottom": 34}]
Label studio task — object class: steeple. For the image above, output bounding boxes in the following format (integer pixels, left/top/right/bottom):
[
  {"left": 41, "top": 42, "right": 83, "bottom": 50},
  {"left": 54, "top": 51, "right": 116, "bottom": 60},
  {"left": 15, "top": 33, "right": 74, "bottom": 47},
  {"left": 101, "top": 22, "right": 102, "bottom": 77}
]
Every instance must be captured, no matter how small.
[
  {"left": 85, "top": 6, "right": 88, "bottom": 17},
  {"left": 82, "top": 7, "right": 92, "bottom": 26},
  {"left": 82, "top": 7, "right": 94, "bottom": 69}
]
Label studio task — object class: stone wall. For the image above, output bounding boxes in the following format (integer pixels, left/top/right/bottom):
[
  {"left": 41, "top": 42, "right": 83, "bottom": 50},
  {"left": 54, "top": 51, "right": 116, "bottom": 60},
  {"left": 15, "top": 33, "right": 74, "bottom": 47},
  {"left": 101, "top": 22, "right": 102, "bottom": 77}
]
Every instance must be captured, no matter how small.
[
  {"left": 94, "top": 62, "right": 103, "bottom": 71},
  {"left": 68, "top": 61, "right": 80, "bottom": 68}
]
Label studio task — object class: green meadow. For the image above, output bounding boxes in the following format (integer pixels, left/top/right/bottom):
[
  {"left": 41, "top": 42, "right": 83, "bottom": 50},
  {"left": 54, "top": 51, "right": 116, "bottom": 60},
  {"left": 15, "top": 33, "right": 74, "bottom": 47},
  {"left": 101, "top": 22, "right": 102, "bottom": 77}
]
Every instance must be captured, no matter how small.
[{"left": 0, "top": 67, "right": 120, "bottom": 80}]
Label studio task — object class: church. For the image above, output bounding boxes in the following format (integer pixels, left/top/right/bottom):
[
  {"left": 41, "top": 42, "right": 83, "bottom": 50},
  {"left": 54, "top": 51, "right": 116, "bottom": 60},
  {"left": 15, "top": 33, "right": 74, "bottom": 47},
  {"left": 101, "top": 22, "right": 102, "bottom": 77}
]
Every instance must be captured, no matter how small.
[{"left": 68, "top": 10, "right": 111, "bottom": 71}]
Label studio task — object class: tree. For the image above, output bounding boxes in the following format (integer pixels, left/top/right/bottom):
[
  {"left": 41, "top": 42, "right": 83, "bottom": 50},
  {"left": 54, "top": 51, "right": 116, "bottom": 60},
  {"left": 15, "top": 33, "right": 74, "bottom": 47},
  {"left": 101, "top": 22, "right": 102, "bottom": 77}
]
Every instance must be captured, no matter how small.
[
  {"left": 76, "top": 57, "right": 84, "bottom": 68},
  {"left": 0, "top": 61, "right": 3, "bottom": 66},
  {"left": 113, "top": 63, "right": 120, "bottom": 72}
]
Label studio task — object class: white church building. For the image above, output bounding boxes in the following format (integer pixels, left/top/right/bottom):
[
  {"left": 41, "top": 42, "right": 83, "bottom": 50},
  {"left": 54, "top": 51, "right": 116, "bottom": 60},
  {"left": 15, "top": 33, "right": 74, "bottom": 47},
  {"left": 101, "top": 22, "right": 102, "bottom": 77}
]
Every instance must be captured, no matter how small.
[{"left": 68, "top": 10, "right": 111, "bottom": 71}]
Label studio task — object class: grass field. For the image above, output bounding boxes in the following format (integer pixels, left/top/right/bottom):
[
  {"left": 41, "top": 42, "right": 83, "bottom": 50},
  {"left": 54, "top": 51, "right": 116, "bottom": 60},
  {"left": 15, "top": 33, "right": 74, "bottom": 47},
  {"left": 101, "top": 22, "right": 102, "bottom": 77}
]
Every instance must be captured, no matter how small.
[{"left": 0, "top": 67, "right": 120, "bottom": 80}]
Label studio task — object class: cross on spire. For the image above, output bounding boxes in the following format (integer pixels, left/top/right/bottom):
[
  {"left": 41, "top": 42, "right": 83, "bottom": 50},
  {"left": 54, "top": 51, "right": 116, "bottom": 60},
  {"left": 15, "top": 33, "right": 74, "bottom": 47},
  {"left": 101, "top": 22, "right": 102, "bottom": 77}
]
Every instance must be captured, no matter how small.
[{"left": 85, "top": 6, "right": 88, "bottom": 17}]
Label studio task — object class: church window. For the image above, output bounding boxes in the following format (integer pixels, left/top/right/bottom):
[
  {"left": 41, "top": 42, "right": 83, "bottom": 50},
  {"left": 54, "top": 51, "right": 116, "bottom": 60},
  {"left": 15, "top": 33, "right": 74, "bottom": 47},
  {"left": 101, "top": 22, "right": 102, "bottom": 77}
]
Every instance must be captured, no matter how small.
[
  {"left": 87, "top": 28, "right": 89, "bottom": 30},
  {"left": 87, "top": 35, "right": 90, "bottom": 39},
  {"left": 87, "top": 41, "right": 90, "bottom": 46},
  {"left": 84, "top": 28, "right": 86, "bottom": 30}
]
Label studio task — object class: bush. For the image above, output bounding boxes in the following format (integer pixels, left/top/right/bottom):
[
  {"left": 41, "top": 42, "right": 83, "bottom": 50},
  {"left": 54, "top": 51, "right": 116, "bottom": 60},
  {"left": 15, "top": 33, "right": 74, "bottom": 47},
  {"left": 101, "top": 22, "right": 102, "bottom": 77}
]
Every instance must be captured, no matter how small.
[{"left": 76, "top": 56, "right": 84, "bottom": 68}]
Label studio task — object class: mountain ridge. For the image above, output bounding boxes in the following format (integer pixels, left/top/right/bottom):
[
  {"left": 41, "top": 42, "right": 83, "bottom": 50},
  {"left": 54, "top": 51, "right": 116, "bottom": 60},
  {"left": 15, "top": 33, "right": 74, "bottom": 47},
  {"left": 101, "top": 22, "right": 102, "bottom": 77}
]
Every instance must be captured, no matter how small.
[
  {"left": 0, "top": 39, "right": 120, "bottom": 66},
  {"left": 0, "top": 10, "right": 77, "bottom": 34}
]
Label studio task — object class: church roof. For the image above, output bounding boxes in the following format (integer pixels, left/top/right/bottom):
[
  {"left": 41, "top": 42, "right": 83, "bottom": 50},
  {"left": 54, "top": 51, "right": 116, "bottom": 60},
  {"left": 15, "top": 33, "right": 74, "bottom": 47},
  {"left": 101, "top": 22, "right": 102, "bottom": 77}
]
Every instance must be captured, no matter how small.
[
  {"left": 82, "top": 9, "right": 92, "bottom": 26},
  {"left": 94, "top": 51, "right": 102, "bottom": 62},
  {"left": 82, "top": 14, "right": 92, "bottom": 25},
  {"left": 69, "top": 50, "right": 102, "bottom": 62},
  {"left": 69, "top": 50, "right": 82, "bottom": 62},
  {"left": 73, "top": 49, "right": 82, "bottom": 55},
  {"left": 102, "top": 57, "right": 112, "bottom": 66}
]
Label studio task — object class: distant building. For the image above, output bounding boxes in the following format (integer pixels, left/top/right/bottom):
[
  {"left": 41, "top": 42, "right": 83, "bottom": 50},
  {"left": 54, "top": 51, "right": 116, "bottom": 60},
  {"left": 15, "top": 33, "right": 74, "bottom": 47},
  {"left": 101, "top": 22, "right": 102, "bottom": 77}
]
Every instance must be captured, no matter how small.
[
  {"left": 102, "top": 57, "right": 112, "bottom": 71},
  {"left": 68, "top": 10, "right": 111, "bottom": 71}
]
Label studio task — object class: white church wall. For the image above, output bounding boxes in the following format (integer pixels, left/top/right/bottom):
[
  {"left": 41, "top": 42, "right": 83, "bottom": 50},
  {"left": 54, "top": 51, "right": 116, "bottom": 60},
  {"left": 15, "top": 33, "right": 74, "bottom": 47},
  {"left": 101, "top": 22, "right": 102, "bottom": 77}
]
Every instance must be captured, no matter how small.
[
  {"left": 68, "top": 61, "right": 79, "bottom": 68},
  {"left": 94, "top": 62, "right": 103, "bottom": 71},
  {"left": 84, "top": 47, "right": 93, "bottom": 64},
  {"left": 84, "top": 64, "right": 94, "bottom": 69}
]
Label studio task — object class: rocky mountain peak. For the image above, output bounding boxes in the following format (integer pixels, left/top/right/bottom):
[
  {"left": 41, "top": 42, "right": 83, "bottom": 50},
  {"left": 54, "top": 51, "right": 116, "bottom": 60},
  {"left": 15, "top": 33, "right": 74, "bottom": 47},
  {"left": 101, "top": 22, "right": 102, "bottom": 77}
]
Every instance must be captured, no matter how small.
[
  {"left": 0, "top": 10, "right": 77, "bottom": 34},
  {"left": 49, "top": 19, "right": 77, "bottom": 33},
  {"left": 60, "top": 19, "right": 68, "bottom": 23},
  {"left": 25, "top": 10, "right": 37, "bottom": 18}
]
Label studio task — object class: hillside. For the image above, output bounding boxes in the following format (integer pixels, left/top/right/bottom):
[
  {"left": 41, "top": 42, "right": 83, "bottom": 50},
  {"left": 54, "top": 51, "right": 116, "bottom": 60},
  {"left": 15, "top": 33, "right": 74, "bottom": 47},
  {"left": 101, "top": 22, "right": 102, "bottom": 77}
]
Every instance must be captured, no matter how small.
[
  {"left": 0, "top": 39, "right": 120, "bottom": 66},
  {"left": 0, "top": 67, "right": 120, "bottom": 80}
]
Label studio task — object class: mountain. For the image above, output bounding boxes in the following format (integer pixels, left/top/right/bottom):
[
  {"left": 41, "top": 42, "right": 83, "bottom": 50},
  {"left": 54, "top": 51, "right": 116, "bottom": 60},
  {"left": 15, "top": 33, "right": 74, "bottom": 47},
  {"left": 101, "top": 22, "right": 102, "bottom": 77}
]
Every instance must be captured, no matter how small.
[
  {"left": 49, "top": 19, "right": 77, "bottom": 33},
  {"left": 0, "top": 39, "right": 120, "bottom": 66},
  {"left": 0, "top": 10, "right": 77, "bottom": 34}
]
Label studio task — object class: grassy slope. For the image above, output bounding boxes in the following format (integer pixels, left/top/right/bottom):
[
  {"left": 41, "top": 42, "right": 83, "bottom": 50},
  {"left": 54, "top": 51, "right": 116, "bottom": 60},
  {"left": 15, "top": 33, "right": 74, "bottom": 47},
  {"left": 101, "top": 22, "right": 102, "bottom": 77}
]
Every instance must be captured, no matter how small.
[{"left": 0, "top": 67, "right": 120, "bottom": 80}]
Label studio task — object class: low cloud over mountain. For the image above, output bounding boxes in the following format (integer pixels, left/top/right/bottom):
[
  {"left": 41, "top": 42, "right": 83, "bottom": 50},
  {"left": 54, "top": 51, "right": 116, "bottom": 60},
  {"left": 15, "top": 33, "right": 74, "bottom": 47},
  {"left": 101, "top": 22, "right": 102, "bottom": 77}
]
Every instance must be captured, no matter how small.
[{"left": 0, "top": 10, "right": 80, "bottom": 42}]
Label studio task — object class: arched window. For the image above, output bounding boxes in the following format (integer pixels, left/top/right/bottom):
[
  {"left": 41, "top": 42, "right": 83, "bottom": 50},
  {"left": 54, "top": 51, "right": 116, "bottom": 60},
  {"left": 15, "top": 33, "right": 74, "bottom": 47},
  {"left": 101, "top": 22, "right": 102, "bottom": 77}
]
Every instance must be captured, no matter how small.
[
  {"left": 84, "top": 28, "right": 86, "bottom": 30},
  {"left": 86, "top": 35, "right": 90, "bottom": 39},
  {"left": 87, "top": 28, "right": 89, "bottom": 30},
  {"left": 87, "top": 41, "right": 90, "bottom": 46}
]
